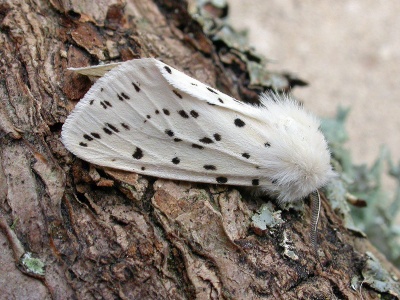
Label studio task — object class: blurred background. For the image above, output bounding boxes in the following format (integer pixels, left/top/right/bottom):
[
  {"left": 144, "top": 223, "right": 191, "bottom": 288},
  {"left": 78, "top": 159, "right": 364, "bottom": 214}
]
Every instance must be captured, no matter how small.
[
  {"left": 228, "top": 0, "right": 400, "bottom": 181},
  {"left": 224, "top": 0, "right": 400, "bottom": 264}
]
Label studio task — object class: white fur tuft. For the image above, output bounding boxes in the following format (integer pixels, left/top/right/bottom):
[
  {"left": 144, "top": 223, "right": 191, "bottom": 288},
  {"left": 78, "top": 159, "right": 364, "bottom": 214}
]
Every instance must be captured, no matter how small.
[{"left": 255, "top": 92, "right": 335, "bottom": 202}]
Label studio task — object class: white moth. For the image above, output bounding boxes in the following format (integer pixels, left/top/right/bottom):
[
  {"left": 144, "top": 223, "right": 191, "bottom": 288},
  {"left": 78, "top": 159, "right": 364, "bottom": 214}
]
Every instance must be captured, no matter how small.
[{"left": 62, "top": 58, "right": 335, "bottom": 203}]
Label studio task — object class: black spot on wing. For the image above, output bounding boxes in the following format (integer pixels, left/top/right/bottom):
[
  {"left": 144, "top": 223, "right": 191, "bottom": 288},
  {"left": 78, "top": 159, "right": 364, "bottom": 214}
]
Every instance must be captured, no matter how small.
[
  {"left": 103, "top": 127, "right": 112, "bottom": 135},
  {"left": 207, "top": 87, "right": 218, "bottom": 94},
  {"left": 173, "top": 90, "right": 182, "bottom": 99},
  {"left": 216, "top": 177, "right": 228, "bottom": 184},
  {"left": 190, "top": 110, "right": 199, "bottom": 118},
  {"left": 218, "top": 98, "right": 224, "bottom": 103},
  {"left": 132, "top": 147, "right": 143, "bottom": 159},
  {"left": 207, "top": 102, "right": 216, "bottom": 106},
  {"left": 199, "top": 137, "right": 213, "bottom": 144},
  {"left": 121, "top": 123, "right": 130, "bottom": 130},
  {"left": 234, "top": 118, "right": 245, "bottom": 127},
  {"left": 100, "top": 102, "right": 107, "bottom": 109},
  {"left": 172, "top": 157, "right": 180, "bottom": 164},
  {"left": 164, "top": 66, "right": 172, "bottom": 74},
  {"left": 146, "top": 115, "right": 151, "bottom": 119},
  {"left": 132, "top": 82, "right": 140, "bottom": 92},
  {"left": 163, "top": 109, "right": 170, "bottom": 116},
  {"left": 204, "top": 165, "right": 216, "bottom": 170},
  {"left": 271, "top": 179, "right": 277, "bottom": 184},
  {"left": 265, "top": 142, "right": 271, "bottom": 147},
  {"left": 91, "top": 132, "right": 101, "bottom": 139},
  {"left": 242, "top": 153, "right": 250, "bottom": 159},
  {"left": 213, "top": 133, "right": 221, "bottom": 141},
  {"left": 89, "top": 100, "right": 94, "bottom": 105},
  {"left": 252, "top": 179, "right": 259, "bottom": 186},
  {"left": 83, "top": 134, "right": 93, "bottom": 141},
  {"left": 79, "top": 142, "right": 88, "bottom": 147},
  {"left": 117, "top": 94, "right": 124, "bottom": 101},
  {"left": 141, "top": 167, "right": 146, "bottom": 171},
  {"left": 121, "top": 92, "right": 130, "bottom": 99},
  {"left": 178, "top": 110, "right": 189, "bottom": 118},
  {"left": 191, "top": 83, "right": 198, "bottom": 86},
  {"left": 165, "top": 129, "right": 174, "bottom": 137},
  {"left": 155, "top": 110, "right": 160, "bottom": 114},
  {"left": 192, "top": 144, "right": 204, "bottom": 149},
  {"left": 107, "top": 123, "right": 119, "bottom": 132},
  {"left": 174, "top": 138, "right": 182, "bottom": 142}
]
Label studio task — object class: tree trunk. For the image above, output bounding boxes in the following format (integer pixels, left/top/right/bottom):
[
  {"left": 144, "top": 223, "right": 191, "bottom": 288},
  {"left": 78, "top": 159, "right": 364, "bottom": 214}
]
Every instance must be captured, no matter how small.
[{"left": 0, "top": 0, "right": 399, "bottom": 299}]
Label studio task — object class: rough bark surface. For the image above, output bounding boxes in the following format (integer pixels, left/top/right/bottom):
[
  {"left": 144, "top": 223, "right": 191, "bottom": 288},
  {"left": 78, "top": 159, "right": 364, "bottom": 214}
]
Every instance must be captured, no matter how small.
[{"left": 0, "top": 0, "right": 399, "bottom": 299}]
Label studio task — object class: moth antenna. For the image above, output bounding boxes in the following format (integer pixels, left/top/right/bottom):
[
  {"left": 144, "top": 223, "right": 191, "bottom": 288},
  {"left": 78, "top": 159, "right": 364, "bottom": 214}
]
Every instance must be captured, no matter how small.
[{"left": 310, "top": 190, "right": 321, "bottom": 257}]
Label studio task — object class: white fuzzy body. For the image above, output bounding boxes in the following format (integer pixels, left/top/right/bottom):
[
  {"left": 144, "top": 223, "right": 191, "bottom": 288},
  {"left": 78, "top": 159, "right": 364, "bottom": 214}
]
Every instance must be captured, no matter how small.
[{"left": 62, "top": 58, "right": 335, "bottom": 203}]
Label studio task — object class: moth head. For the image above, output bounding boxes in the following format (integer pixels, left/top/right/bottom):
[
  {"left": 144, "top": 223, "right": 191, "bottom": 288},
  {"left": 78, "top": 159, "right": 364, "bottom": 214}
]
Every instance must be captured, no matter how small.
[
  {"left": 261, "top": 100, "right": 337, "bottom": 203},
  {"left": 275, "top": 165, "right": 336, "bottom": 203},
  {"left": 270, "top": 132, "right": 336, "bottom": 203}
]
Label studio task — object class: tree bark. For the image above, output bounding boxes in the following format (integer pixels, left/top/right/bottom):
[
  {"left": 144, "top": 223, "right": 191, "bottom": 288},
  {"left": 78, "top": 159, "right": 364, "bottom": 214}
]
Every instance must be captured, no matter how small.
[{"left": 0, "top": 0, "right": 399, "bottom": 299}]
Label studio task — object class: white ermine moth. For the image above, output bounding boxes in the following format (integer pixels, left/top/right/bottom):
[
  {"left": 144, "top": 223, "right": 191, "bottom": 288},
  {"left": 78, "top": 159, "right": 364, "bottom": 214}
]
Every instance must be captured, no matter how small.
[{"left": 62, "top": 58, "right": 335, "bottom": 205}]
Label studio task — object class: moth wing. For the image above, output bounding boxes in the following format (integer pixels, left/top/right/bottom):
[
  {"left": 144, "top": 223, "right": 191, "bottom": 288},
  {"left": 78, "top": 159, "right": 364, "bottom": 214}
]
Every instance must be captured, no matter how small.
[
  {"left": 68, "top": 62, "right": 122, "bottom": 77},
  {"left": 62, "top": 58, "right": 272, "bottom": 187}
]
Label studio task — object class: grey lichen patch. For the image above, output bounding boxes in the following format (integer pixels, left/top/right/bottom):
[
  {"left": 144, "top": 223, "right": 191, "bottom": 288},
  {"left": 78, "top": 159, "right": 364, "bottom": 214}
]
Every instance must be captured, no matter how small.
[
  {"left": 20, "top": 252, "right": 45, "bottom": 276},
  {"left": 251, "top": 202, "right": 283, "bottom": 233},
  {"left": 325, "top": 177, "right": 365, "bottom": 236},
  {"left": 279, "top": 230, "right": 299, "bottom": 261},
  {"left": 189, "top": 0, "right": 304, "bottom": 91},
  {"left": 322, "top": 107, "right": 400, "bottom": 266},
  {"left": 360, "top": 252, "right": 400, "bottom": 297}
]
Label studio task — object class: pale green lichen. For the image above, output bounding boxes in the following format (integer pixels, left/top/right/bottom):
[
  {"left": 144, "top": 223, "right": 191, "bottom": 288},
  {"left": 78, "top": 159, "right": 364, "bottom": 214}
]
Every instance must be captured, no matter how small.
[
  {"left": 21, "top": 252, "right": 45, "bottom": 276},
  {"left": 321, "top": 108, "right": 400, "bottom": 267},
  {"left": 10, "top": 218, "right": 19, "bottom": 230},
  {"left": 361, "top": 252, "right": 400, "bottom": 297},
  {"left": 191, "top": 0, "right": 304, "bottom": 91},
  {"left": 251, "top": 202, "right": 284, "bottom": 230},
  {"left": 280, "top": 230, "right": 299, "bottom": 261}
]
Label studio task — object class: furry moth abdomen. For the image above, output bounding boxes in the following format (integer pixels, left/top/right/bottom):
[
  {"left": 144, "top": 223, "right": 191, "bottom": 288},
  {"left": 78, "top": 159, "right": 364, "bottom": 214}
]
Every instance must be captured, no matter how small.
[{"left": 62, "top": 58, "right": 335, "bottom": 203}]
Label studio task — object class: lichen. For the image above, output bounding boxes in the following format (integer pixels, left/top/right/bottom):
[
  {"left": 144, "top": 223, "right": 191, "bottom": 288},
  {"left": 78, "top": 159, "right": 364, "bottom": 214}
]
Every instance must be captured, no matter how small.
[{"left": 21, "top": 252, "right": 45, "bottom": 276}]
